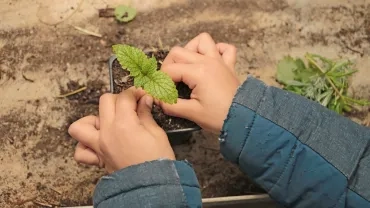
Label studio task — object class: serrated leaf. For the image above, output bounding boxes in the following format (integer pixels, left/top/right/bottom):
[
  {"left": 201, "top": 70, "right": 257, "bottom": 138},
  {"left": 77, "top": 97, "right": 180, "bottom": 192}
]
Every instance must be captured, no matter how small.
[
  {"left": 143, "top": 71, "right": 178, "bottom": 104},
  {"left": 114, "top": 5, "right": 136, "bottom": 22},
  {"left": 134, "top": 74, "right": 151, "bottom": 88},
  {"left": 113, "top": 44, "right": 157, "bottom": 77},
  {"left": 112, "top": 44, "right": 178, "bottom": 104},
  {"left": 276, "top": 56, "right": 297, "bottom": 85},
  {"left": 294, "top": 58, "right": 306, "bottom": 71}
]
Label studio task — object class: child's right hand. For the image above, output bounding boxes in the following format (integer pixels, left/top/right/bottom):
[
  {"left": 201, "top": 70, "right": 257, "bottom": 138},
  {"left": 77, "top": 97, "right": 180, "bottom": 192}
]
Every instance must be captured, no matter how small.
[{"left": 160, "top": 33, "right": 241, "bottom": 134}]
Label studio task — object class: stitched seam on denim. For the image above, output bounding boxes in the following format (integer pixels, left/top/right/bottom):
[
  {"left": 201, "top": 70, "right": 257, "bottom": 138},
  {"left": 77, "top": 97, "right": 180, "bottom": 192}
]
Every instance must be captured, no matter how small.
[
  {"left": 267, "top": 140, "right": 298, "bottom": 204},
  {"left": 95, "top": 184, "right": 198, "bottom": 207},
  {"left": 172, "top": 162, "right": 191, "bottom": 208},
  {"left": 236, "top": 86, "right": 267, "bottom": 165},
  {"left": 236, "top": 111, "right": 256, "bottom": 165},
  {"left": 175, "top": 161, "right": 200, "bottom": 188},
  {"left": 267, "top": 138, "right": 340, "bottom": 206},
  {"left": 220, "top": 82, "right": 245, "bottom": 136},
  {"left": 234, "top": 102, "right": 370, "bottom": 203},
  {"left": 348, "top": 138, "right": 369, "bottom": 189}
]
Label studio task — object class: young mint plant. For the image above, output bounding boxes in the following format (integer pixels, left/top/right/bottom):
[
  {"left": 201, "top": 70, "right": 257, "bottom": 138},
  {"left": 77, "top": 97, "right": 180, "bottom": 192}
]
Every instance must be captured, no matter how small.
[{"left": 112, "top": 44, "right": 178, "bottom": 104}]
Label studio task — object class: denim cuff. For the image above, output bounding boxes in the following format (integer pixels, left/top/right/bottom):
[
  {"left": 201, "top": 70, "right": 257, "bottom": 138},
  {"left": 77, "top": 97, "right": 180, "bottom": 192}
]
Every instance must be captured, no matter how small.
[
  {"left": 220, "top": 76, "right": 267, "bottom": 163},
  {"left": 93, "top": 160, "right": 200, "bottom": 208}
]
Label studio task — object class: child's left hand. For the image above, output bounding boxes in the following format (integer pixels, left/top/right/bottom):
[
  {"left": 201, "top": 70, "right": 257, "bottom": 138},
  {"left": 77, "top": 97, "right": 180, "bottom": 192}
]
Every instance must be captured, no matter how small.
[{"left": 68, "top": 87, "right": 175, "bottom": 174}]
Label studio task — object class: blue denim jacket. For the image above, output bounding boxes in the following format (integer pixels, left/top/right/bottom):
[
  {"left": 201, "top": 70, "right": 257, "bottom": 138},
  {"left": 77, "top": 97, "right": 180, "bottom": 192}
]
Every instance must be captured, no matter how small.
[{"left": 93, "top": 77, "right": 370, "bottom": 207}]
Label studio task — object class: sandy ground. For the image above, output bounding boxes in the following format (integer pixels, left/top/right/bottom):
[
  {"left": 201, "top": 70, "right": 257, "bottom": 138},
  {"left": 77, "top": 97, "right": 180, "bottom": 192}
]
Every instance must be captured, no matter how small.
[{"left": 1, "top": 0, "right": 370, "bottom": 207}]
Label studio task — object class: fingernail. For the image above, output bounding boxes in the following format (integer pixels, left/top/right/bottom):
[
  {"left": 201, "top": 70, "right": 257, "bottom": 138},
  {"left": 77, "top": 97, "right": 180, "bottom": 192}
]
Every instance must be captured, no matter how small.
[{"left": 145, "top": 96, "right": 153, "bottom": 108}]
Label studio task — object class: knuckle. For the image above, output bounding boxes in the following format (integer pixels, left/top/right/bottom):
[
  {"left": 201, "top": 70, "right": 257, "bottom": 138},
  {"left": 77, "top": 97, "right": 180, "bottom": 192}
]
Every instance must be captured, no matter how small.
[
  {"left": 98, "top": 137, "right": 111, "bottom": 155},
  {"left": 73, "top": 151, "right": 83, "bottom": 163},
  {"left": 137, "top": 107, "right": 148, "bottom": 116},
  {"left": 229, "top": 44, "right": 237, "bottom": 52},
  {"left": 170, "top": 46, "right": 182, "bottom": 55},
  {"left": 160, "top": 63, "right": 169, "bottom": 72},
  {"left": 199, "top": 32, "right": 211, "bottom": 39},
  {"left": 161, "top": 106, "right": 170, "bottom": 115},
  {"left": 99, "top": 93, "right": 113, "bottom": 104},
  {"left": 161, "top": 105, "right": 173, "bottom": 116}
]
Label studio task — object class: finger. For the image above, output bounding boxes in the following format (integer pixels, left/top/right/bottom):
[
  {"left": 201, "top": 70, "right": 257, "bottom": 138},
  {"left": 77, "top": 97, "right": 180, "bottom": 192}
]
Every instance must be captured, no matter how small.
[
  {"left": 68, "top": 115, "right": 100, "bottom": 151},
  {"left": 115, "top": 87, "right": 141, "bottom": 124},
  {"left": 184, "top": 32, "right": 221, "bottom": 58},
  {"left": 161, "top": 63, "right": 200, "bottom": 89},
  {"left": 95, "top": 117, "right": 100, "bottom": 130},
  {"left": 137, "top": 95, "right": 160, "bottom": 130},
  {"left": 160, "top": 98, "right": 200, "bottom": 121},
  {"left": 99, "top": 93, "right": 117, "bottom": 129},
  {"left": 74, "top": 142, "right": 100, "bottom": 166},
  {"left": 136, "top": 87, "right": 147, "bottom": 98},
  {"left": 162, "top": 46, "right": 204, "bottom": 65},
  {"left": 216, "top": 43, "right": 237, "bottom": 70}
]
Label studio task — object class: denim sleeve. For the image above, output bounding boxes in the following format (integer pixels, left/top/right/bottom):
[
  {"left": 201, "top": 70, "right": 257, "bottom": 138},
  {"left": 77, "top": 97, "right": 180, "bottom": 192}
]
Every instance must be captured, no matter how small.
[
  {"left": 220, "top": 76, "right": 370, "bottom": 208},
  {"left": 93, "top": 160, "right": 201, "bottom": 208}
]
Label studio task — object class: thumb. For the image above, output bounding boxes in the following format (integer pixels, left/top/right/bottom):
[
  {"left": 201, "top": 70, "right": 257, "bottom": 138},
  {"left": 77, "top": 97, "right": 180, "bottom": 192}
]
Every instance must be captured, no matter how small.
[
  {"left": 137, "top": 95, "right": 159, "bottom": 130},
  {"left": 160, "top": 98, "right": 200, "bottom": 121}
]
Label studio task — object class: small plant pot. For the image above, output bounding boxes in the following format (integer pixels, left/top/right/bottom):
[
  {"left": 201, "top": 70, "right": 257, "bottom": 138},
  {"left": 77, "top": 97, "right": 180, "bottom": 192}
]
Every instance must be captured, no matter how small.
[{"left": 108, "top": 52, "right": 201, "bottom": 145}]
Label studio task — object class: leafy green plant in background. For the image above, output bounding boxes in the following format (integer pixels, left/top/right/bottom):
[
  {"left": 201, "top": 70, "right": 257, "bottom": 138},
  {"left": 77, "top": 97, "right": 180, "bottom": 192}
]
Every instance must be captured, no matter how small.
[
  {"left": 276, "top": 53, "right": 370, "bottom": 114},
  {"left": 114, "top": 5, "right": 137, "bottom": 22},
  {"left": 112, "top": 44, "right": 178, "bottom": 104}
]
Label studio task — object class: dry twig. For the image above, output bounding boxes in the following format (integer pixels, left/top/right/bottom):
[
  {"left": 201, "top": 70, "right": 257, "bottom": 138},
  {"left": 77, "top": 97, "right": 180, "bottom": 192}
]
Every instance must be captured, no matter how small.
[
  {"left": 72, "top": 26, "right": 102, "bottom": 38},
  {"left": 48, "top": 186, "right": 62, "bottom": 195},
  {"left": 33, "top": 200, "right": 52, "bottom": 207},
  {"left": 22, "top": 74, "right": 35, "bottom": 82},
  {"left": 56, "top": 86, "right": 87, "bottom": 98}
]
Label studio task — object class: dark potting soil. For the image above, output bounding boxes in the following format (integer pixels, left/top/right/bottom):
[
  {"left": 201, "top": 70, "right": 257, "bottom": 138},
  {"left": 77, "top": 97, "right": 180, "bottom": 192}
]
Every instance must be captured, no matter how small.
[{"left": 111, "top": 50, "right": 198, "bottom": 131}]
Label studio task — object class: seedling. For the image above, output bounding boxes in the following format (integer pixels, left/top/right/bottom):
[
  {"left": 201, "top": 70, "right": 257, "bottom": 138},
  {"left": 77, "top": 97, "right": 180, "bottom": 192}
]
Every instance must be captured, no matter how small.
[
  {"left": 112, "top": 44, "right": 178, "bottom": 104},
  {"left": 276, "top": 53, "right": 370, "bottom": 114},
  {"left": 114, "top": 5, "right": 136, "bottom": 22}
]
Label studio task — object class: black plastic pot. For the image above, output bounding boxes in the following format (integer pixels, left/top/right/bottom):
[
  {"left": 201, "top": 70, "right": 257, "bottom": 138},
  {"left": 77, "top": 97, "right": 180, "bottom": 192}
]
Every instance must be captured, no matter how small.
[{"left": 108, "top": 55, "right": 201, "bottom": 145}]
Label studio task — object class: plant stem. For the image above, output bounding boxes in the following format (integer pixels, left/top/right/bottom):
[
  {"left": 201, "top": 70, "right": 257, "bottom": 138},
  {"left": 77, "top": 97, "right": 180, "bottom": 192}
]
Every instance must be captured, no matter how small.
[{"left": 305, "top": 55, "right": 343, "bottom": 100}]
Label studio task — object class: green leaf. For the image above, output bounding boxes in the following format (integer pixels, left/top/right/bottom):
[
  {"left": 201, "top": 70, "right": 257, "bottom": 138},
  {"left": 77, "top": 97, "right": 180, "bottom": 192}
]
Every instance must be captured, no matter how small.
[
  {"left": 112, "top": 44, "right": 178, "bottom": 104},
  {"left": 294, "top": 58, "right": 306, "bottom": 70},
  {"left": 296, "top": 70, "right": 315, "bottom": 82},
  {"left": 114, "top": 5, "right": 137, "bottom": 22},
  {"left": 276, "top": 56, "right": 297, "bottom": 84},
  {"left": 112, "top": 44, "right": 157, "bottom": 77},
  {"left": 142, "top": 71, "right": 178, "bottom": 104},
  {"left": 317, "top": 90, "right": 333, "bottom": 107}
]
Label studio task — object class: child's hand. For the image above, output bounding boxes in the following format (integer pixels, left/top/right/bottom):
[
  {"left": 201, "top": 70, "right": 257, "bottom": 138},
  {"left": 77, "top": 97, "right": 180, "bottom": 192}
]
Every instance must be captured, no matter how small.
[
  {"left": 68, "top": 87, "right": 175, "bottom": 174},
  {"left": 160, "top": 33, "right": 241, "bottom": 133}
]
